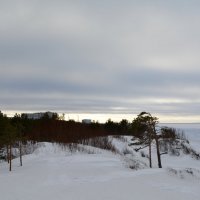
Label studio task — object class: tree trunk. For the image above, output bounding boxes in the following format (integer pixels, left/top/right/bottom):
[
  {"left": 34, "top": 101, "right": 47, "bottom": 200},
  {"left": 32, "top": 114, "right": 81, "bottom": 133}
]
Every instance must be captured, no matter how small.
[
  {"left": 9, "top": 144, "right": 12, "bottom": 172},
  {"left": 155, "top": 135, "right": 162, "bottom": 168},
  {"left": 149, "top": 134, "right": 152, "bottom": 168},
  {"left": 6, "top": 145, "right": 9, "bottom": 164},
  {"left": 19, "top": 141, "right": 22, "bottom": 166}
]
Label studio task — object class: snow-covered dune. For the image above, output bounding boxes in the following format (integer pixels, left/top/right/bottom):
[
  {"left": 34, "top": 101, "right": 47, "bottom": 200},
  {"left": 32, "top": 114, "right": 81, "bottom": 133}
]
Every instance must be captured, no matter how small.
[
  {"left": 161, "top": 123, "right": 200, "bottom": 152},
  {"left": 0, "top": 125, "right": 200, "bottom": 200}
]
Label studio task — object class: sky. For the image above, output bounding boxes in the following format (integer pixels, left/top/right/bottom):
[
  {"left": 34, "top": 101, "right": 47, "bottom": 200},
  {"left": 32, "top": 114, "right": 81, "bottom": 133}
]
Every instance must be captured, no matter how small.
[{"left": 0, "top": 0, "right": 200, "bottom": 123}]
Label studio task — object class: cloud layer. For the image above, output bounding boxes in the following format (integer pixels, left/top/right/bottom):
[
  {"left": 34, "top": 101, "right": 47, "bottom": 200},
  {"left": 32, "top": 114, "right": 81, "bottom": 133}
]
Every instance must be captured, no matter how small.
[{"left": 1, "top": 0, "right": 200, "bottom": 122}]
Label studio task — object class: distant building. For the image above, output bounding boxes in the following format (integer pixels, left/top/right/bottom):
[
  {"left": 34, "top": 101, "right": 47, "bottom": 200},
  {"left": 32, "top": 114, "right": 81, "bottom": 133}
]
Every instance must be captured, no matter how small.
[
  {"left": 82, "top": 119, "right": 92, "bottom": 124},
  {"left": 22, "top": 111, "right": 56, "bottom": 120}
]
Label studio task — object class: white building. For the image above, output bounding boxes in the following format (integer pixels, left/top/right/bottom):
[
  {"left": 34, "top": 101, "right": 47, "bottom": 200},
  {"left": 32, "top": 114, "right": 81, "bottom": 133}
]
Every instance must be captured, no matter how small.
[
  {"left": 23, "top": 112, "right": 55, "bottom": 120},
  {"left": 82, "top": 119, "right": 92, "bottom": 124}
]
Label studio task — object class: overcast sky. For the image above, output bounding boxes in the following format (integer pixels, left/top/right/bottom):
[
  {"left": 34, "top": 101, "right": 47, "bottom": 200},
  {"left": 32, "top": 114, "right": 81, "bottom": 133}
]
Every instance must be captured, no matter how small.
[{"left": 1, "top": 0, "right": 200, "bottom": 122}]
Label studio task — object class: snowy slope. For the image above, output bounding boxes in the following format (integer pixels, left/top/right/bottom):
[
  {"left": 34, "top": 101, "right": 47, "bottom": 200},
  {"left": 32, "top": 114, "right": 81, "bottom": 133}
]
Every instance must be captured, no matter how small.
[
  {"left": 0, "top": 125, "right": 200, "bottom": 200},
  {"left": 161, "top": 123, "right": 200, "bottom": 152}
]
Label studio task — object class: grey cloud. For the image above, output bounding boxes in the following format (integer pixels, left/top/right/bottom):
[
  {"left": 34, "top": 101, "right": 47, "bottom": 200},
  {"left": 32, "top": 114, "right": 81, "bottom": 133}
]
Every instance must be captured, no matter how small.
[
  {"left": 1, "top": 67, "right": 199, "bottom": 96},
  {"left": 0, "top": 0, "right": 200, "bottom": 121}
]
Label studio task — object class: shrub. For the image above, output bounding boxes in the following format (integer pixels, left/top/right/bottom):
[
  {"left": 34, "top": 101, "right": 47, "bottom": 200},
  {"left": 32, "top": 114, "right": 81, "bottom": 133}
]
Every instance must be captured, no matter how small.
[
  {"left": 78, "top": 136, "right": 118, "bottom": 153},
  {"left": 122, "top": 147, "right": 133, "bottom": 155}
]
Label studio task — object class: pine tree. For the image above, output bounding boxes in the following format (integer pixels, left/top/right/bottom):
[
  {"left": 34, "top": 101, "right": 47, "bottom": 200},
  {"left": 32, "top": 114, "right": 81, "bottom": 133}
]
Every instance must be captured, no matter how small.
[
  {"left": 4, "top": 121, "right": 17, "bottom": 171},
  {"left": 132, "top": 112, "right": 162, "bottom": 168}
]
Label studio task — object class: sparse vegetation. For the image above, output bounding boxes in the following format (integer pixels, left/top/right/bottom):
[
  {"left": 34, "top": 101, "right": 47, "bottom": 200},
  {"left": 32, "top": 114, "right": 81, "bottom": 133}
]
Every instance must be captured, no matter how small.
[
  {"left": 159, "top": 127, "right": 200, "bottom": 159},
  {"left": 167, "top": 167, "right": 200, "bottom": 180},
  {"left": 78, "top": 137, "right": 119, "bottom": 154},
  {"left": 122, "top": 147, "right": 133, "bottom": 155},
  {"left": 1, "top": 110, "right": 200, "bottom": 173}
]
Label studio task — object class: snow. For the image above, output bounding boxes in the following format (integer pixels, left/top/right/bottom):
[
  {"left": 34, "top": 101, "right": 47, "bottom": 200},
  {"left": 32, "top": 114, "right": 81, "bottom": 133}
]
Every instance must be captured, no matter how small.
[
  {"left": 0, "top": 124, "right": 200, "bottom": 200},
  {"left": 161, "top": 123, "right": 200, "bottom": 151}
]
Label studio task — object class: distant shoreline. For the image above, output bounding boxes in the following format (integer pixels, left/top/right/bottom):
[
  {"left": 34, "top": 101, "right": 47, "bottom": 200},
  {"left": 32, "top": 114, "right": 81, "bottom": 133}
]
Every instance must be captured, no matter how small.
[{"left": 160, "top": 122, "right": 200, "bottom": 124}]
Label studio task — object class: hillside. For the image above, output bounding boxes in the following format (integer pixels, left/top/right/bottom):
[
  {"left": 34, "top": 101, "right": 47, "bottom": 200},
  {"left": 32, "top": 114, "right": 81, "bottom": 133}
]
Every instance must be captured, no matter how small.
[{"left": 0, "top": 130, "right": 200, "bottom": 200}]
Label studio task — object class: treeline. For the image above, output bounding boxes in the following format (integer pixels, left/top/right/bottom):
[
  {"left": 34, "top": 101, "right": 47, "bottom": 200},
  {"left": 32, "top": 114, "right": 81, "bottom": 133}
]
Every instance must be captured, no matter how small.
[
  {"left": 0, "top": 111, "right": 178, "bottom": 146},
  {"left": 0, "top": 112, "right": 136, "bottom": 146},
  {"left": 0, "top": 111, "right": 134, "bottom": 170},
  {"left": 0, "top": 111, "right": 180, "bottom": 171}
]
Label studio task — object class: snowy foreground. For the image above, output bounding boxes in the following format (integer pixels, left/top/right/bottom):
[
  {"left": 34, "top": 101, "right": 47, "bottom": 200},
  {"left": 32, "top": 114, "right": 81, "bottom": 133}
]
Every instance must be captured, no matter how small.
[{"left": 1, "top": 124, "right": 200, "bottom": 200}]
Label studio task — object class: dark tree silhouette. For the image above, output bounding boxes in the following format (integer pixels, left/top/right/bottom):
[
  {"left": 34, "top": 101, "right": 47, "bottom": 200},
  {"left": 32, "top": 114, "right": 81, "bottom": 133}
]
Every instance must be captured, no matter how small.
[{"left": 132, "top": 112, "right": 162, "bottom": 168}]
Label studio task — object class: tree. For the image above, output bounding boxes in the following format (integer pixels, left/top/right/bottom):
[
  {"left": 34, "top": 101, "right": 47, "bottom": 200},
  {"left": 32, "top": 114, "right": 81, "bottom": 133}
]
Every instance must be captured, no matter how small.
[
  {"left": 0, "top": 112, "right": 11, "bottom": 163},
  {"left": 154, "top": 126, "right": 162, "bottom": 168},
  {"left": 0, "top": 111, "right": 7, "bottom": 161},
  {"left": 0, "top": 112, "right": 19, "bottom": 171},
  {"left": 132, "top": 112, "right": 162, "bottom": 168},
  {"left": 105, "top": 119, "right": 117, "bottom": 133},
  {"left": 119, "top": 119, "right": 129, "bottom": 134},
  {"left": 4, "top": 120, "right": 17, "bottom": 171},
  {"left": 12, "top": 113, "right": 25, "bottom": 167}
]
